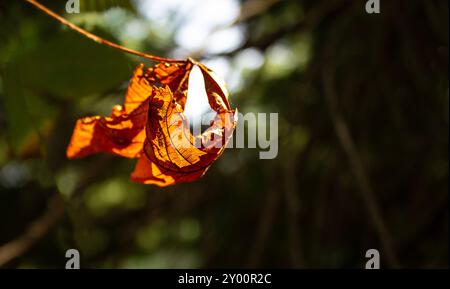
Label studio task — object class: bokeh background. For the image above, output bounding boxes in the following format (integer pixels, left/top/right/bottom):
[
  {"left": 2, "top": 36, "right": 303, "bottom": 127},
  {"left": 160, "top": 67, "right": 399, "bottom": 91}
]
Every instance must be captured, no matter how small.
[{"left": 0, "top": 0, "right": 448, "bottom": 268}]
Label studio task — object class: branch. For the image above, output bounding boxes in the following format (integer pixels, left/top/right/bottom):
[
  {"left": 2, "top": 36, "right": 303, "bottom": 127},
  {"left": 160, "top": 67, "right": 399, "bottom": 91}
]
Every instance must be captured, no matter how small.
[
  {"left": 0, "top": 194, "right": 64, "bottom": 266},
  {"left": 322, "top": 26, "right": 400, "bottom": 268},
  {"left": 0, "top": 155, "right": 115, "bottom": 267},
  {"left": 232, "top": 0, "right": 282, "bottom": 26},
  {"left": 246, "top": 188, "right": 281, "bottom": 267},
  {"left": 24, "top": 0, "right": 184, "bottom": 63},
  {"left": 206, "top": 0, "right": 349, "bottom": 59}
]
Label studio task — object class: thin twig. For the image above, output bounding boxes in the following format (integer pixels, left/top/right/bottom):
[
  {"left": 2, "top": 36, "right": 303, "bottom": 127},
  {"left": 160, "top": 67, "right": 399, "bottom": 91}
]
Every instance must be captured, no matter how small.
[
  {"left": 206, "top": 0, "right": 348, "bottom": 59},
  {"left": 24, "top": 0, "right": 185, "bottom": 63},
  {"left": 246, "top": 188, "right": 281, "bottom": 267},
  {"left": 0, "top": 156, "right": 115, "bottom": 267},
  {"left": 232, "top": 0, "right": 281, "bottom": 26},
  {"left": 284, "top": 151, "right": 304, "bottom": 268},
  {"left": 322, "top": 24, "right": 400, "bottom": 268},
  {"left": 0, "top": 194, "right": 65, "bottom": 266}
]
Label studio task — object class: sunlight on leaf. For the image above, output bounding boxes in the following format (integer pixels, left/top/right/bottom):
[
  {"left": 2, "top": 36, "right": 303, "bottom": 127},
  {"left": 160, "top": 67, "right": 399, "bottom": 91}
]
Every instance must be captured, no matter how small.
[{"left": 67, "top": 59, "right": 237, "bottom": 186}]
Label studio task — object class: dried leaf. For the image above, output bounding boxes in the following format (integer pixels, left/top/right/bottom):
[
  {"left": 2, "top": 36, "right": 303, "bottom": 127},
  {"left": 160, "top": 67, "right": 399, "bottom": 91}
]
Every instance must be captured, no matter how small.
[{"left": 67, "top": 59, "right": 237, "bottom": 186}]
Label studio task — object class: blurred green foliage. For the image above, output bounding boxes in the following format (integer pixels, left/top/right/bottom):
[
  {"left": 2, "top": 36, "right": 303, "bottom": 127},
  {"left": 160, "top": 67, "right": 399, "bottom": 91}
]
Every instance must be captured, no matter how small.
[{"left": 0, "top": 0, "right": 448, "bottom": 268}]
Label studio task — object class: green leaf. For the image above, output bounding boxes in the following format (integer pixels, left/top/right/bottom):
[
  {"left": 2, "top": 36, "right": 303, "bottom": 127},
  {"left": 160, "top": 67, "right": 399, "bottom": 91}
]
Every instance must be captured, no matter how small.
[
  {"left": 2, "top": 63, "right": 56, "bottom": 155},
  {"left": 15, "top": 29, "right": 132, "bottom": 99}
]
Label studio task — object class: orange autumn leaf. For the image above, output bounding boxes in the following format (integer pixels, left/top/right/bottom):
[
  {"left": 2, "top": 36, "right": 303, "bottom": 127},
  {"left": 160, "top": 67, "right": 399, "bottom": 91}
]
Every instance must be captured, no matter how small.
[
  {"left": 23, "top": 1, "right": 237, "bottom": 186},
  {"left": 67, "top": 58, "right": 237, "bottom": 187}
]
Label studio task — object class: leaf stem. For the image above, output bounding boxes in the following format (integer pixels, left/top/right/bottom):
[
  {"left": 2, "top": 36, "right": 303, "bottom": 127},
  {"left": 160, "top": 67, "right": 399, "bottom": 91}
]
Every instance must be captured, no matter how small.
[{"left": 25, "top": 0, "right": 185, "bottom": 63}]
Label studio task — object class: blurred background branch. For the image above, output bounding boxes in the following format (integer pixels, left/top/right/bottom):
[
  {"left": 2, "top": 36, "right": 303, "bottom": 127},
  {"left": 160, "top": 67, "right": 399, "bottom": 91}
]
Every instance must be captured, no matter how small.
[{"left": 0, "top": 194, "right": 64, "bottom": 266}]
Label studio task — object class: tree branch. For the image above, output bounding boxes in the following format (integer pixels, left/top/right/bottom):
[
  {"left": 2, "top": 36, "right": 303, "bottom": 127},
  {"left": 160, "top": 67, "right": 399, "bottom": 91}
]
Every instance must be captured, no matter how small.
[
  {"left": 0, "top": 194, "right": 64, "bottom": 266},
  {"left": 24, "top": 0, "right": 184, "bottom": 63},
  {"left": 322, "top": 32, "right": 401, "bottom": 268}
]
